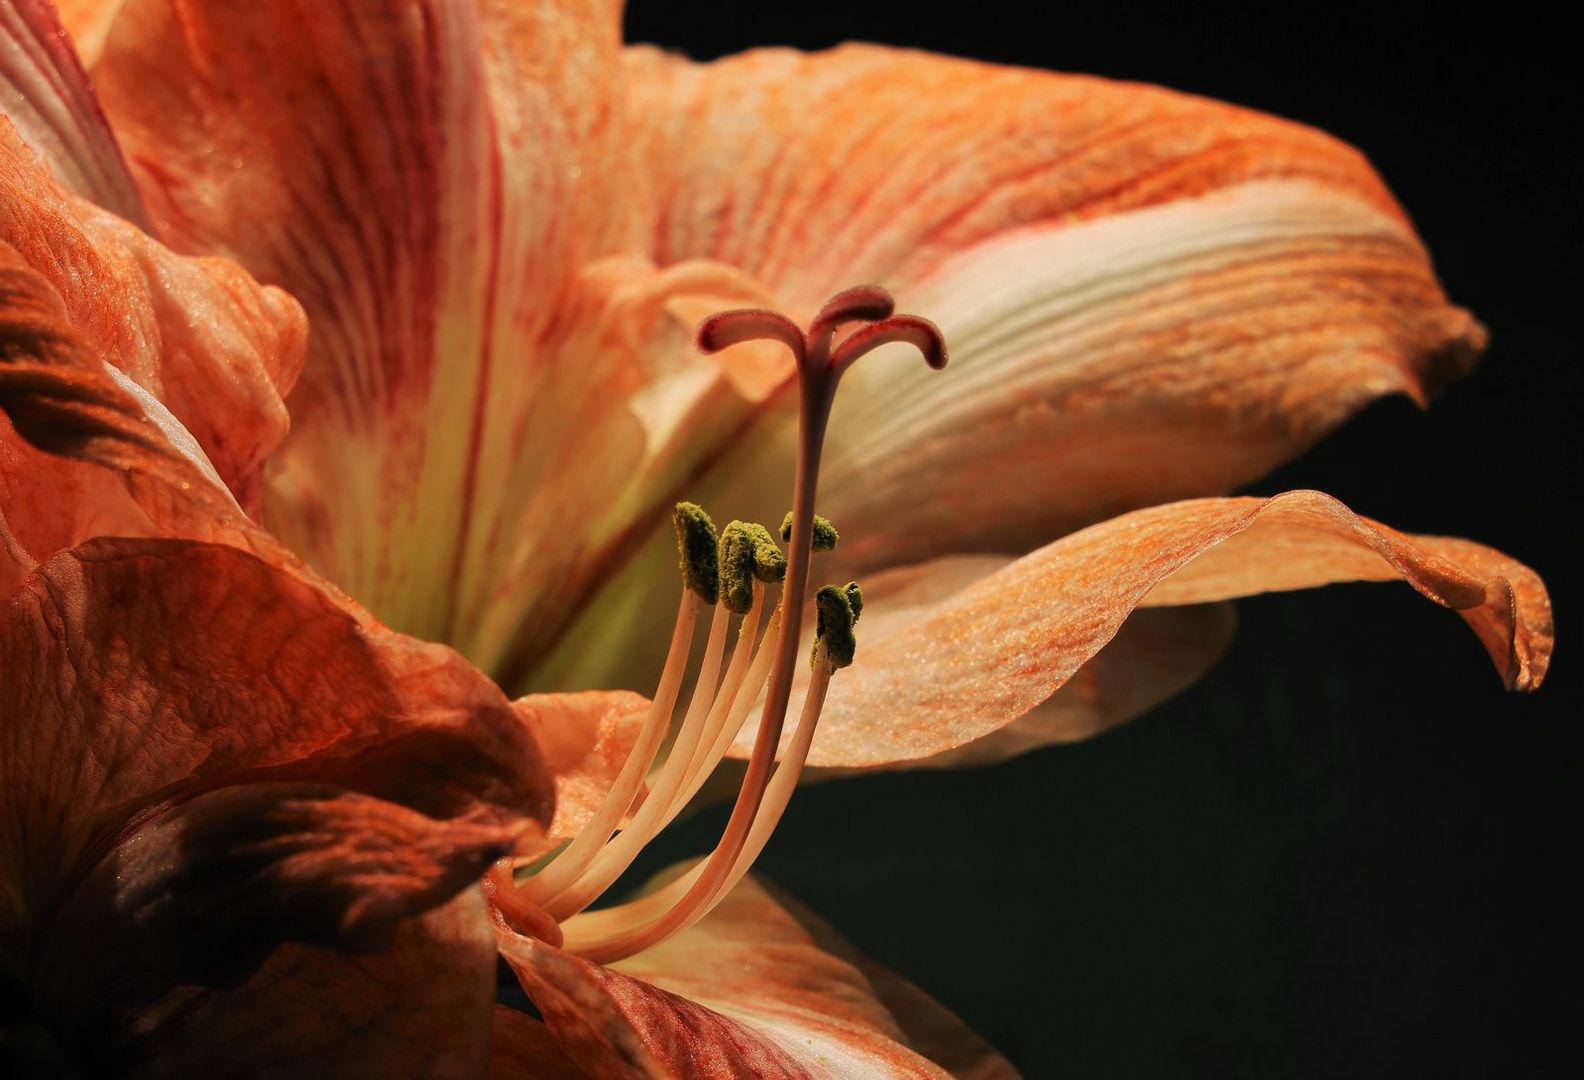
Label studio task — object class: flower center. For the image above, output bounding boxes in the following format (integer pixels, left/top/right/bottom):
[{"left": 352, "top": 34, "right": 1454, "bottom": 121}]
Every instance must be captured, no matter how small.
[{"left": 490, "top": 286, "right": 945, "bottom": 962}]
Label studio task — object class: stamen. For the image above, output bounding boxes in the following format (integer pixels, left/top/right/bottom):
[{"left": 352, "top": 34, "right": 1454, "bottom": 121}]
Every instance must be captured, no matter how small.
[
  {"left": 517, "top": 587, "right": 696, "bottom": 903},
  {"left": 670, "top": 600, "right": 779, "bottom": 820},
  {"left": 541, "top": 594, "right": 734, "bottom": 920},
  {"left": 552, "top": 286, "right": 942, "bottom": 963},
  {"left": 703, "top": 643, "right": 846, "bottom": 914},
  {"left": 541, "top": 510, "right": 801, "bottom": 918},
  {"left": 516, "top": 505, "right": 713, "bottom": 903},
  {"left": 562, "top": 579, "right": 861, "bottom": 961},
  {"left": 483, "top": 860, "right": 563, "bottom": 947},
  {"left": 843, "top": 580, "right": 864, "bottom": 621}
]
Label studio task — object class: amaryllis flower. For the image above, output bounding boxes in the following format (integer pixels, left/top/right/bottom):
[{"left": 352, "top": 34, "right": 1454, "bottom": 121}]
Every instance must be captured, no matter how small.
[{"left": 0, "top": 1, "right": 1554, "bottom": 1077}]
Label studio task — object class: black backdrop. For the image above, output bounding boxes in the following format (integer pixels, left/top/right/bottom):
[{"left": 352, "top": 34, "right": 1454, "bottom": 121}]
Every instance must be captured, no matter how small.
[{"left": 623, "top": 4, "right": 1579, "bottom": 1077}]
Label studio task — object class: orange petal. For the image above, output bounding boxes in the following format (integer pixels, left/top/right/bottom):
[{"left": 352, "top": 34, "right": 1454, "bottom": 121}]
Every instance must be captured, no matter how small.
[
  {"left": 493, "top": 864, "right": 1006, "bottom": 1077},
  {"left": 0, "top": 537, "right": 554, "bottom": 978},
  {"left": 512, "top": 689, "right": 652, "bottom": 845},
  {"left": 616, "top": 41, "right": 1482, "bottom": 587},
  {"left": 0, "top": 237, "right": 243, "bottom": 588},
  {"left": 490, "top": 1006, "right": 586, "bottom": 1080},
  {"left": 0, "top": 0, "right": 147, "bottom": 221},
  {"left": 897, "top": 604, "right": 1237, "bottom": 770},
  {"left": 716, "top": 555, "right": 1231, "bottom": 772},
  {"left": 87, "top": 1, "right": 664, "bottom": 667},
  {"left": 34, "top": 786, "right": 516, "bottom": 1070},
  {"left": 628, "top": 43, "right": 1402, "bottom": 299},
  {"left": 751, "top": 879, "right": 1018, "bottom": 1080},
  {"left": 62, "top": 889, "right": 501, "bottom": 1077},
  {"left": 734, "top": 491, "right": 1549, "bottom": 769},
  {"left": 75, "top": 783, "right": 515, "bottom": 958},
  {"left": 50, "top": 0, "right": 127, "bottom": 67},
  {"left": 814, "top": 179, "right": 1482, "bottom": 572},
  {"left": 542, "top": 46, "right": 1481, "bottom": 695},
  {"left": 0, "top": 115, "right": 305, "bottom": 522}
]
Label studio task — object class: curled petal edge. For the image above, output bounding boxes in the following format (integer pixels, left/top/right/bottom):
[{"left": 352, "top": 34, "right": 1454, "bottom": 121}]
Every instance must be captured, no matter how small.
[{"left": 733, "top": 490, "right": 1551, "bottom": 769}]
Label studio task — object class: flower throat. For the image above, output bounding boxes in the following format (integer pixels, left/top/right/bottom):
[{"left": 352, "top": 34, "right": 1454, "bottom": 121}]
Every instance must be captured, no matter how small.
[{"left": 489, "top": 286, "right": 946, "bottom": 962}]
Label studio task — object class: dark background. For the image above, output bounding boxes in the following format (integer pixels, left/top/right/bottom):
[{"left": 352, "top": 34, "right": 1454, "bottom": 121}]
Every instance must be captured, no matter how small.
[{"left": 625, "top": 3, "right": 1580, "bottom": 1078}]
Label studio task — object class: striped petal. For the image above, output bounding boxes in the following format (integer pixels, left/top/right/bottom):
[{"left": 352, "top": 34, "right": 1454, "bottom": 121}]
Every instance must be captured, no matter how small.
[
  {"left": 87, "top": 1, "right": 762, "bottom": 679},
  {"left": 632, "top": 43, "right": 1480, "bottom": 550},
  {"left": 816, "top": 179, "right": 1481, "bottom": 570},
  {"left": 540, "top": 43, "right": 1481, "bottom": 692},
  {"left": 0, "top": 0, "right": 146, "bottom": 220}
]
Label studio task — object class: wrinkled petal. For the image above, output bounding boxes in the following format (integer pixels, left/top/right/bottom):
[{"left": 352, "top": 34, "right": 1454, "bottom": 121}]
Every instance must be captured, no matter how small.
[
  {"left": 57, "top": 783, "right": 515, "bottom": 971},
  {"left": 0, "top": 0, "right": 146, "bottom": 221},
  {"left": 494, "top": 864, "right": 1004, "bottom": 1078},
  {"left": 0, "top": 237, "right": 244, "bottom": 590},
  {"left": 0, "top": 114, "right": 305, "bottom": 526},
  {"left": 0, "top": 537, "right": 554, "bottom": 980},
  {"left": 33, "top": 786, "right": 515, "bottom": 1074},
  {"left": 734, "top": 491, "right": 1549, "bottom": 768},
  {"left": 513, "top": 689, "right": 651, "bottom": 845},
  {"left": 97, "top": 890, "right": 499, "bottom": 1078}
]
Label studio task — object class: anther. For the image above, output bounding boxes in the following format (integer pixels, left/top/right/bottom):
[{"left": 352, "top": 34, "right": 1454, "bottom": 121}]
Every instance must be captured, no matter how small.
[
  {"left": 844, "top": 580, "right": 864, "bottom": 621},
  {"left": 780, "top": 511, "right": 839, "bottom": 551},
  {"left": 674, "top": 502, "right": 720, "bottom": 605},
  {"left": 812, "top": 582, "right": 861, "bottom": 669},
  {"left": 718, "top": 521, "right": 787, "bottom": 614}
]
